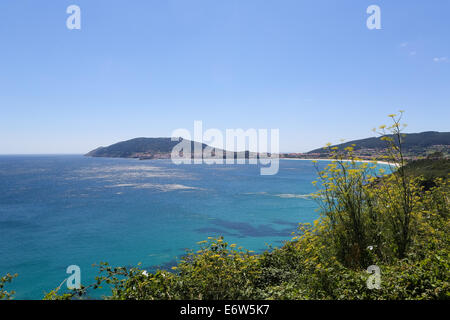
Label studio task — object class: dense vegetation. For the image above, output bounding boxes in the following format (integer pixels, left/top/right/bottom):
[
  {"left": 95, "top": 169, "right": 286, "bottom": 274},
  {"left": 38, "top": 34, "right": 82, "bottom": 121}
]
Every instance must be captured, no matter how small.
[
  {"left": 2, "top": 113, "right": 449, "bottom": 300},
  {"left": 402, "top": 157, "right": 449, "bottom": 185},
  {"left": 0, "top": 273, "right": 17, "bottom": 300}
]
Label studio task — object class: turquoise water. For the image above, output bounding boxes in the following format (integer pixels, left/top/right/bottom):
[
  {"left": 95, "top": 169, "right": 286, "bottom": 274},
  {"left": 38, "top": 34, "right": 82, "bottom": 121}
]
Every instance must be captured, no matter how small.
[{"left": 0, "top": 155, "right": 325, "bottom": 299}]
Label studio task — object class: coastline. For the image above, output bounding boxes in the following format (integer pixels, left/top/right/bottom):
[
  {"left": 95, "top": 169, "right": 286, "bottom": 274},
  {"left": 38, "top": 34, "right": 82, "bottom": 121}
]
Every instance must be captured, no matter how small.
[
  {"left": 85, "top": 154, "right": 396, "bottom": 166},
  {"left": 280, "top": 158, "right": 396, "bottom": 166}
]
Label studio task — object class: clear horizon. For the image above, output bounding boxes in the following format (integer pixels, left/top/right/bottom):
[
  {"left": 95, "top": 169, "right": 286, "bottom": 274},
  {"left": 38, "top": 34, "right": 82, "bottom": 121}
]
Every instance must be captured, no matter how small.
[
  {"left": 0, "top": 129, "right": 448, "bottom": 155},
  {"left": 1, "top": 1, "right": 449, "bottom": 154}
]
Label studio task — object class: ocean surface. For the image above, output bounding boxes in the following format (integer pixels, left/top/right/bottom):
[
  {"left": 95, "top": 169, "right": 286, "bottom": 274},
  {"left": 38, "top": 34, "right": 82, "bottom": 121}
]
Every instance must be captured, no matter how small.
[{"left": 0, "top": 155, "right": 357, "bottom": 299}]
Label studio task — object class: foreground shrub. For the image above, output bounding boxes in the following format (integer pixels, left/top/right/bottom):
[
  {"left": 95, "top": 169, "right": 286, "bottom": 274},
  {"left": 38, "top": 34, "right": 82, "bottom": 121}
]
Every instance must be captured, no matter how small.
[{"left": 0, "top": 273, "right": 17, "bottom": 300}]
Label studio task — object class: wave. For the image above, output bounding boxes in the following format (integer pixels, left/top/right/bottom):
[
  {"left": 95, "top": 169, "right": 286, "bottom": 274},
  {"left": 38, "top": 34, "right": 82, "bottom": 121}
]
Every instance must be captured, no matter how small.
[
  {"left": 72, "top": 165, "right": 195, "bottom": 180},
  {"left": 109, "top": 183, "right": 204, "bottom": 192},
  {"left": 243, "top": 192, "right": 312, "bottom": 199},
  {"left": 273, "top": 193, "right": 312, "bottom": 199}
]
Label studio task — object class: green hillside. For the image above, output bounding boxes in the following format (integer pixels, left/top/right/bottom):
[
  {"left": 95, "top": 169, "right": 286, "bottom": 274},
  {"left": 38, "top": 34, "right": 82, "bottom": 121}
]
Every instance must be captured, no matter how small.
[
  {"left": 85, "top": 137, "right": 258, "bottom": 160},
  {"left": 401, "top": 157, "right": 450, "bottom": 190},
  {"left": 85, "top": 137, "right": 207, "bottom": 158},
  {"left": 307, "top": 131, "right": 450, "bottom": 157}
]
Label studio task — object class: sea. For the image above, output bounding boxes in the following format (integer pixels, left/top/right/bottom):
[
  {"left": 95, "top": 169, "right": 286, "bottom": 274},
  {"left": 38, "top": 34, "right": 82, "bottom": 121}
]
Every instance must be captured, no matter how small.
[{"left": 0, "top": 155, "right": 383, "bottom": 299}]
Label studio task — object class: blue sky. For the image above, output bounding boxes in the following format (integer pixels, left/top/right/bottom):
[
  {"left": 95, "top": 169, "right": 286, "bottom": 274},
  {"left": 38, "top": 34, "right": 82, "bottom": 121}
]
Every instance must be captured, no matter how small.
[{"left": 0, "top": 0, "right": 449, "bottom": 154}]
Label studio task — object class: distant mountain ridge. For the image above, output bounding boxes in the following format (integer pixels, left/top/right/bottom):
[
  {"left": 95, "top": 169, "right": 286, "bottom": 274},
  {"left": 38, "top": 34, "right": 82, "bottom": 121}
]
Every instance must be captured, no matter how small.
[
  {"left": 85, "top": 137, "right": 208, "bottom": 159},
  {"left": 305, "top": 131, "right": 450, "bottom": 159},
  {"left": 86, "top": 131, "right": 450, "bottom": 160},
  {"left": 85, "top": 137, "right": 257, "bottom": 160}
]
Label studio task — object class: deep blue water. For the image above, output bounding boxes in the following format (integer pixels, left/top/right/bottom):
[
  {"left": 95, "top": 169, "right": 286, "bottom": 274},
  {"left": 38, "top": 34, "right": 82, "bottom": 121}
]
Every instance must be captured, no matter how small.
[{"left": 0, "top": 155, "right": 328, "bottom": 299}]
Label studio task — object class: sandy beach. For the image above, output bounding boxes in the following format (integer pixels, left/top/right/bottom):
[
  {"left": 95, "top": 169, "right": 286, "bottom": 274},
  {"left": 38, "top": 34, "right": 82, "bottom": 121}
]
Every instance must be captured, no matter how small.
[{"left": 281, "top": 158, "right": 396, "bottom": 166}]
